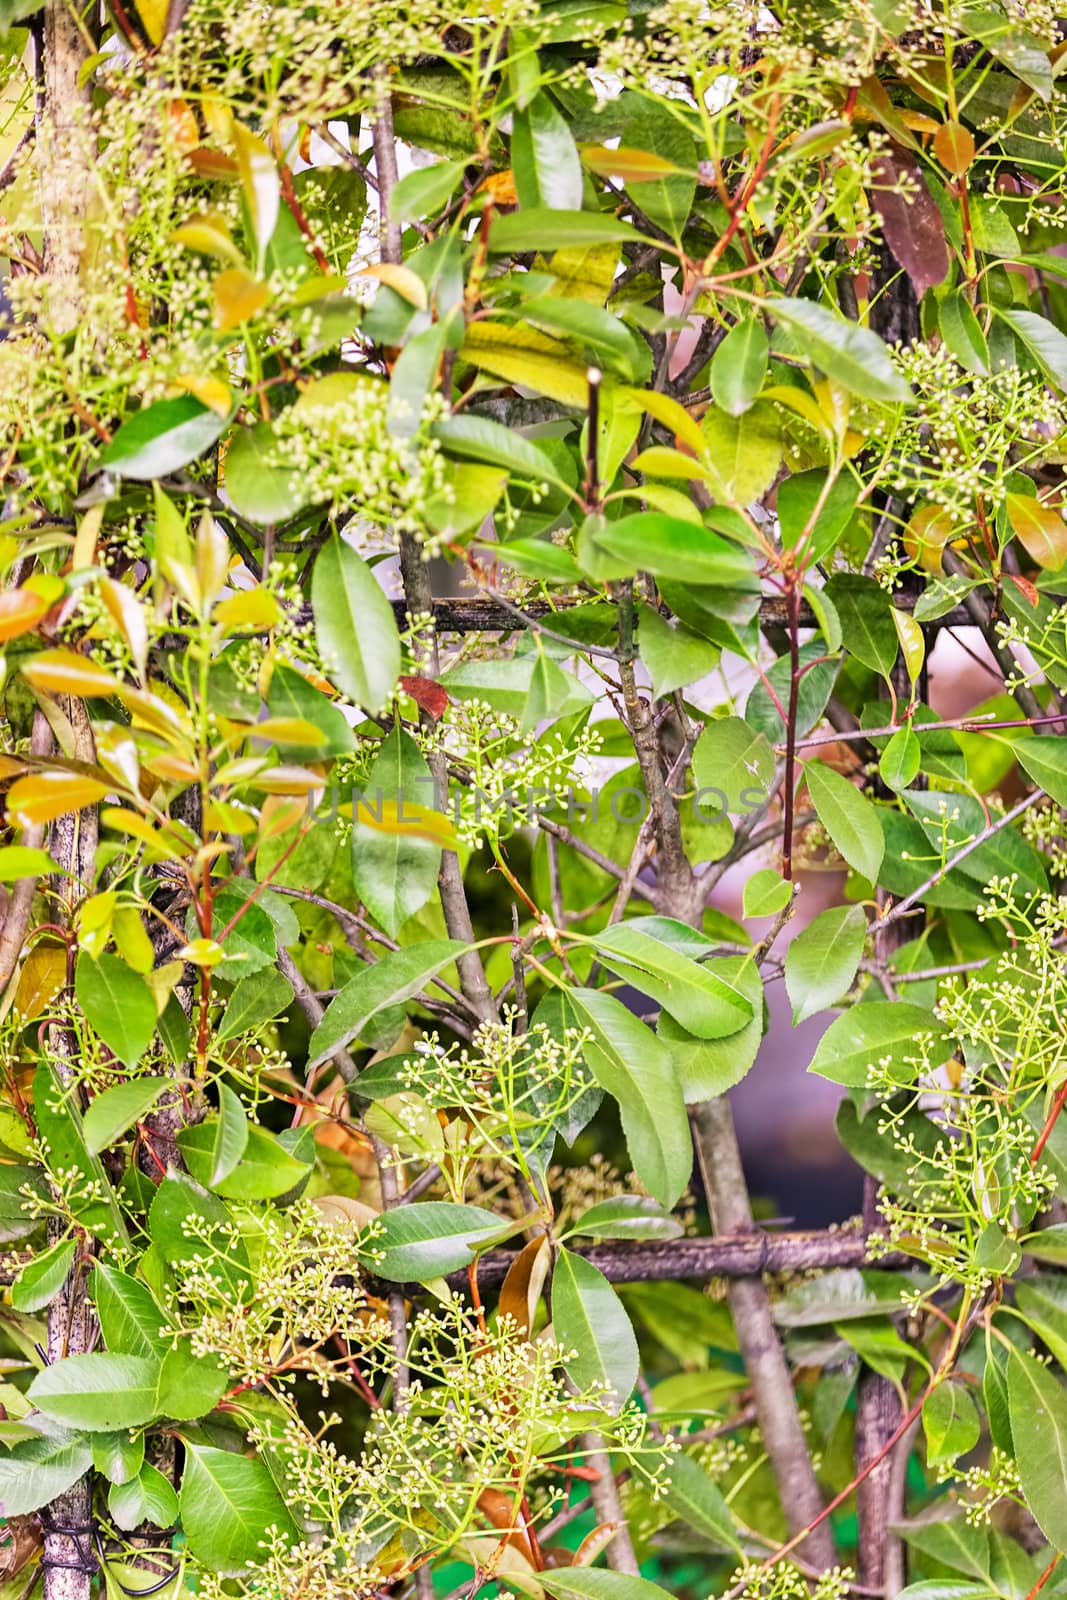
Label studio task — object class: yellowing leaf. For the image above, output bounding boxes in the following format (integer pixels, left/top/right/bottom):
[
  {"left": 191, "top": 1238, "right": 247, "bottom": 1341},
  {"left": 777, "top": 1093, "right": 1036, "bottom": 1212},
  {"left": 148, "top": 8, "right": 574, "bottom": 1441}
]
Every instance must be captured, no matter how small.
[
  {"left": 934, "top": 120, "right": 976, "bottom": 175},
  {"left": 101, "top": 806, "right": 198, "bottom": 858},
  {"left": 623, "top": 386, "right": 706, "bottom": 456},
  {"left": 133, "top": 0, "right": 167, "bottom": 45},
  {"left": 475, "top": 170, "right": 519, "bottom": 204},
  {"left": 892, "top": 608, "right": 925, "bottom": 685},
  {"left": 352, "top": 797, "right": 458, "bottom": 851},
  {"left": 6, "top": 771, "right": 110, "bottom": 828},
  {"left": 195, "top": 514, "right": 230, "bottom": 608},
  {"left": 251, "top": 765, "right": 326, "bottom": 795},
  {"left": 247, "top": 717, "right": 328, "bottom": 748},
  {"left": 903, "top": 504, "right": 956, "bottom": 574},
  {"left": 462, "top": 322, "right": 592, "bottom": 408},
  {"left": 1006, "top": 492, "right": 1067, "bottom": 570},
  {"left": 73, "top": 504, "right": 105, "bottom": 572},
  {"left": 358, "top": 263, "right": 428, "bottom": 310},
  {"left": 21, "top": 649, "right": 121, "bottom": 699},
  {"left": 213, "top": 587, "right": 282, "bottom": 630},
  {"left": 579, "top": 144, "right": 687, "bottom": 181},
  {"left": 172, "top": 213, "right": 244, "bottom": 265},
  {"left": 178, "top": 938, "right": 226, "bottom": 968},
  {"left": 213, "top": 268, "right": 272, "bottom": 333},
  {"left": 173, "top": 373, "right": 233, "bottom": 417},
  {"left": 257, "top": 793, "right": 308, "bottom": 842},
  {"left": 0, "top": 588, "right": 52, "bottom": 643}
]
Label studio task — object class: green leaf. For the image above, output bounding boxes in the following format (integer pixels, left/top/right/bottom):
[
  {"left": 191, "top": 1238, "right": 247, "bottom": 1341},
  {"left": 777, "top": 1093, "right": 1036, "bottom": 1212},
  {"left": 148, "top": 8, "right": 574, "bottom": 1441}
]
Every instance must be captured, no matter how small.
[
  {"left": 366, "top": 1201, "right": 508, "bottom": 1281},
  {"left": 710, "top": 316, "right": 768, "bottom": 416},
  {"left": 93, "top": 1264, "right": 167, "bottom": 1357},
  {"left": 590, "top": 513, "right": 755, "bottom": 586},
  {"left": 565, "top": 988, "right": 691, "bottom": 1207},
  {"left": 1006, "top": 1346, "right": 1067, "bottom": 1551},
  {"left": 997, "top": 308, "right": 1067, "bottom": 391},
  {"left": 569, "top": 1195, "right": 683, "bottom": 1242},
  {"left": 352, "top": 726, "right": 442, "bottom": 937},
  {"left": 179, "top": 1119, "right": 312, "bottom": 1201},
  {"left": 658, "top": 956, "right": 764, "bottom": 1102},
  {"left": 311, "top": 533, "right": 401, "bottom": 713},
  {"left": 389, "top": 159, "right": 466, "bottom": 223},
  {"left": 11, "top": 1236, "right": 76, "bottom": 1313},
  {"left": 923, "top": 1380, "right": 981, "bottom": 1464},
  {"left": 691, "top": 715, "right": 775, "bottom": 814},
  {"left": 179, "top": 1443, "right": 298, "bottom": 1573},
  {"left": 0, "top": 1426, "right": 93, "bottom": 1516},
  {"left": 1012, "top": 734, "right": 1067, "bottom": 808},
  {"left": 216, "top": 969, "right": 294, "bottom": 1043},
  {"left": 0, "top": 844, "right": 59, "bottom": 880},
  {"left": 551, "top": 1246, "right": 639, "bottom": 1407},
  {"left": 959, "top": 10, "right": 1053, "bottom": 99},
  {"left": 520, "top": 295, "right": 649, "bottom": 383},
  {"left": 109, "top": 1461, "right": 178, "bottom": 1532},
  {"left": 0, "top": 1162, "right": 49, "bottom": 1242},
  {"left": 939, "top": 290, "right": 990, "bottom": 376},
  {"left": 805, "top": 761, "right": 884, "bottom": 883},
  {"left": 594, "top": 920, "right": 752, "bottom": 1039},
  {"left": 208, "top": 1084, "right": 250, "bottom": 1184},
  {"left": 512, "top": 91, "right": 583, "bottom": 211},
  {"left": 879, "top": 727, "right": 921, "bottom": 791},
  {"left": 660, "top": 1450, "right": 743, "bottom": 1552},
  {"left": 92, "top": 1429, "right": 145, "bottom": 1486},
  {"left": 770, "top": 298, "right": 913, "bottom": 404},
  {"left": 149, "top": 1173, "right": 253, "bottom": 1299},
  {"left": 808, "top": 1001, "right": 951, "bottom": 1087},
  {"left": 540, "top": 1571, "right": 674, "bottom": 1600},
  {"left": 28, "top": 1353, "right": 162, "bottom": 1431},
  {"left": 431, "top": 414, "right": 571, "bottom": 487},
  {"left": 487, "top": 208, "right": 640, "bottom": 253},
  {"left": 266, "top": 662, "right": 355, "bottom": 760},
  {"left": 698, "top": 402, "right": 783, "bottom": 506},
  {"left": 777, "top": 470, "right": 858, "bottom": 563},
  {"left": 33, "top": 1066, "right": 129, "bottom": 1246},
  {"left": 637, "top": 605, "right": 718, "bottom": 697},
  {"left": 223, "top": 422, "right": 309, "bottom": 525},
  {"left": 308, "top": 940, "right": 470, "bottom": 1068},
  {"left": 785, "top": 903, "right": 867, "bottom": 1025},
  {"left": 83, "top": 1077, "right": 169, "bottom": 1155},
  {"left": 743, "top": 868, "right": 792, "bottom": 918},
  {"left": 101, "top": 396, "right": 229, "bottom": 480},
  {"left": 75, "top": 952, "right": 157, "bottom": 1069},
  {"left": 824, "top": 573, "right": 899, "bottom": 678},
  {"left": 775, "top": 1266, "right": 930, "bottom": 1326}
]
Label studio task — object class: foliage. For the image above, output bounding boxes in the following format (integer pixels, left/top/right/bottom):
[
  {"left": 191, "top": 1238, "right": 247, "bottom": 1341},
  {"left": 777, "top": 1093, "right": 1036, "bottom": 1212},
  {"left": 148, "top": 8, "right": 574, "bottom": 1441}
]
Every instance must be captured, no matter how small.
[{"left": 1, "top": 0, "right": 1067, "bottom": 1598}]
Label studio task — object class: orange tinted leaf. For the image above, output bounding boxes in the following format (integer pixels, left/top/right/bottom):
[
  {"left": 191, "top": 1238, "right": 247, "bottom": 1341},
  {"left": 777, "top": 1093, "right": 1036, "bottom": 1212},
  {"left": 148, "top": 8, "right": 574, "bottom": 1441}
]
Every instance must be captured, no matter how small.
[
  {"left": 100, "top": 578, "right": 149, "bottom": 677},
  {"left": 213, "top": 268, "right": 272, "bottom": 332},
  {"left": 1006, "top": 491, "right": 1067, "bottom": 570},
  {"left": 168, "top": 100, "right": 200, "bottom": 153},
  {"left": 21, "top": 649, "right": 122, "bottom": 698},
  {"left": 0, "top": 589, "right": 52, "bottom": 643},
  {"left": 185, "top": 148, "right": 239, "bottom": 181},
  {"left": 933, "top": 120, "right": 976, "bottom": 175},
  {"left": 399, "top": 675, "right": 449, "bottom": 719},
  {"left": 498, "top": 1235, "right": 551, "bottom": 1336},
  {"left": 13, "top": 944, "right": 67, "bottom": 1020},
  {"left": 248, "top": 717, "right": 328, "bottom": 747},
  {"left": 252, "top": 765, "right": 326, "bottom": 795},
  {"left": 1007, "top": 571, "right": 1040, "bottom": 607},
  {"left": 475, "top": 170, "right": 519, "bottom": 203},
  {"left": 6, "top": 771, "right": 110, "bottom": 828},
  {"left": 258, "top": 793, "right": 309, "bottom": 841}
]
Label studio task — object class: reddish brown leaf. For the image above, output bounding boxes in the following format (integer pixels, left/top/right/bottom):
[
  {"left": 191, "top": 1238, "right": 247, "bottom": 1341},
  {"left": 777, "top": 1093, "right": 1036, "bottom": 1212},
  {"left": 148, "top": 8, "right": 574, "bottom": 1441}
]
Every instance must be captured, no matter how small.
[
  {"left": 399, "top": 674, "right": 450, "bottom": 719},
  {"left": 870, "top": 143, "right": 950, "bottom": 300},
  {"left": 1007, "top": 571, "right": 1040, "bottom": 608}
]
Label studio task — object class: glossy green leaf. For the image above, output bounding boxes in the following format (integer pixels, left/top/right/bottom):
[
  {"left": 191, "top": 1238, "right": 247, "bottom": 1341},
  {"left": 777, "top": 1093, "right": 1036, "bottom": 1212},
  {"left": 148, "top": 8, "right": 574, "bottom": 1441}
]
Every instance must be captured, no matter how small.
[
  {"left": 0, "top": 1426, "right": 93, "bottom": 1517},
  {"left": 1006, "top": 1346, "right": 1067, "bottom": 1550},
  {"left": 551, "top": 1246, "right": 639, "bottom": 1407},
  {"left": 366, "top": 1201, "right": 508, "bottom": 1281},
  {"left": 11, "top": 1236, "right": 76, "bottom": 1312},
  {"left": 594, "top": 919, "right": 752, "bottom": 1039},
  {"left": 101, "top": 396, "right": 229, "bottom": 480},
  {"left": 179, "top": 1443, "right": 298, "bottom": 1573},
  {"left": 28, "top": 1353, "right": 162, "bottom": 1431},
  {"left": 512, "top": 91, "right": 583, "bottom": 211},
  {"left": 770, "top": 298, "right": 913, "bottom": 403},
  {"left": 784, "top": 903, "right": 867, "bottom": 1024},
  {"left": 83, "top": 1076, "right": 169, "bottom": 1155},
  {"left": 311, "top": 534, "right": 401, "bottom": 713},
  {"left": 923, "top": 1379, "right": 981, "bottom": 1463},
  {"left": 308, "top": 940, "right": 470, "bottom": 1068},
  {"left": 805, "top": 761, "right": 884, "bottom": 883},
  {"left": 352, "top": 726, "right": 442, "bottom": 936},
  {"left": 215, "top": 968, "right": 294, "bottom": 1043},
  {"left": 660, "top": 1450, "right": 743, "bottom": 1551},
  {"left": 742, "top": 868, "right": 792, "bottom": 918},
  {"left": 879, "top": 727, "right": 922, "bottom": 792},
  {"left": 75, "top": 952, "right": 157, "bottom": 1069},
  {"left": 710, "top": 316, "right": 768, "bottom": 416},
  {"left": 691, "top": 715, "right": 775, "bottom": 814},
  {"left": 569, "top": 1195, "right": 683, "bottom": 1242},
  {"left": 808, "top": 1002, "right": 952, "bottom": 1087},
  {"left": 637, "top": 605, "right": 718, "bottom": 697}
]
